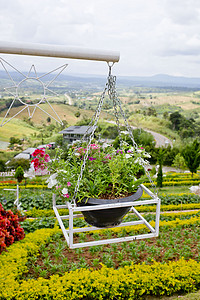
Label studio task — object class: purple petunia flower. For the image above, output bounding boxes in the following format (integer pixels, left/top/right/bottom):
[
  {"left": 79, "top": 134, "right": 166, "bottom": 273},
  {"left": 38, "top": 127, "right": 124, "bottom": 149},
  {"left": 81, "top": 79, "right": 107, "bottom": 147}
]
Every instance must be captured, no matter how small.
[
  {"left": 88, "top": 157, "right": 96, "bottom": 161},
  {"left": 117, "top": 149, "right": 123, "bottom": 154}
]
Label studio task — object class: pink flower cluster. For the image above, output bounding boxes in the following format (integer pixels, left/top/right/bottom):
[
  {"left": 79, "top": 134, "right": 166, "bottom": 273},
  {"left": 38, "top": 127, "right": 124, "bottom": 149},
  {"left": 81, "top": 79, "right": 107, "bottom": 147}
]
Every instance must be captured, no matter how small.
[
  {"left": 31, "top": 148, "right": 50, "bottom": 171},
  {"left": 56, "top": 182, "right": 71, "bottom": 198},
  {"left": 90, "top": 144, "right": 100, "bottom": 150}
]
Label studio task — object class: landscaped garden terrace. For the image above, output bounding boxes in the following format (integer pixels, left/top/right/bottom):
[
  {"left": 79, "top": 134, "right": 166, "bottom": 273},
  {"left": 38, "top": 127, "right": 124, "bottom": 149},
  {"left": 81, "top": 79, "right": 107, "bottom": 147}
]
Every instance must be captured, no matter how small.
[{"left": 0, "top": 172, "right": 200, "bottom": 299}]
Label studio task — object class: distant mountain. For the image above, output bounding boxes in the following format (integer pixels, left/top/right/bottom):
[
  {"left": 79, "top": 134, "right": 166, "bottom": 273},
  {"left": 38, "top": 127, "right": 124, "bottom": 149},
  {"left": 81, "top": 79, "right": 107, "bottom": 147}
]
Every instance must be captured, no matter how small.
[
  {"left": 117, "top": 74, "right": 200, "bottom": 88},
  {"left": 0, "top": 70, "right": 200, "bottom": 89}
]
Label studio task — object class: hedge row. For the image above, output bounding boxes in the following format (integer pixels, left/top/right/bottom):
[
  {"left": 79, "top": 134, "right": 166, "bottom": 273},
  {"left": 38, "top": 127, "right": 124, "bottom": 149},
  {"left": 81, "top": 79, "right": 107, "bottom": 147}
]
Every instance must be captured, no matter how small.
[
  {"left": 0, "top": 184, "right": 47, "bottom": 189},
  {"left": 146, "top": 180, "right": 200, "bottom": 187},
  {"left": 1, "top": 218, "right": 200, "bottom": 299},
  {"left": 0, "top": 180, "right": 199, "bottom": 189},
  {"left": 24, "top": 202, "right": 200, "bottom": 218}
]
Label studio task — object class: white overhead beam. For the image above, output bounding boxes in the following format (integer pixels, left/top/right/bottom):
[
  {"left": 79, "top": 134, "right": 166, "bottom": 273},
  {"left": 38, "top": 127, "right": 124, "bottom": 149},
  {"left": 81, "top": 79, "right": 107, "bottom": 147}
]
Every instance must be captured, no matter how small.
[{"left": 0, "top": 41, "right": 120, "bottom": 63}]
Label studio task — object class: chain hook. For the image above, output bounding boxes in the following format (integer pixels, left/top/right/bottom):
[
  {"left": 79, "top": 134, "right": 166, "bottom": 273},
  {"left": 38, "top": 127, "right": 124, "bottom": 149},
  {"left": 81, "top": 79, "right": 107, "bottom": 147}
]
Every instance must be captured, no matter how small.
[{"left": 107, "top": 62, "right": 114, "bottom": 76}]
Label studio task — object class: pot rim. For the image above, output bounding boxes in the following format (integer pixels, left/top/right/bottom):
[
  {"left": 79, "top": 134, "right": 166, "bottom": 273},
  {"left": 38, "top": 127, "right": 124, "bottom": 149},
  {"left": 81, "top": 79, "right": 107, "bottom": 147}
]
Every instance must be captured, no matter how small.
[{"left": 77, "top": 185, "right": 143, "bottom": 205}]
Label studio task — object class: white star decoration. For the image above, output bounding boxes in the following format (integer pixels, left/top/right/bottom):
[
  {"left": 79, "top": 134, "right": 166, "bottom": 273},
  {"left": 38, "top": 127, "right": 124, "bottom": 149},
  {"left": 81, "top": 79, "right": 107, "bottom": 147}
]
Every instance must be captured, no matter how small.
[{"left": 0, "top": 57, "right": 68, "bottom": 126}]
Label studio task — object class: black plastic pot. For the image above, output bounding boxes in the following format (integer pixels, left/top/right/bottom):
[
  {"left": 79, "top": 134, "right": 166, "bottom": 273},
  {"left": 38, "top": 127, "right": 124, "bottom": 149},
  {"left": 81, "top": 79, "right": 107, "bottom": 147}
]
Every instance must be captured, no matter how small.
[{"left": 76, "top": 186, "right": 143, "bottom": 228}]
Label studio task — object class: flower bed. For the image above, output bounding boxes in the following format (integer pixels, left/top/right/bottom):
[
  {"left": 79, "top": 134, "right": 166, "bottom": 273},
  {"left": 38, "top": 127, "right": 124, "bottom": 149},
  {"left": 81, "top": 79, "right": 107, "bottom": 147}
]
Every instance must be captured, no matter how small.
[{"left": 0, "top": 218, "right": 200, "bottom": 299}]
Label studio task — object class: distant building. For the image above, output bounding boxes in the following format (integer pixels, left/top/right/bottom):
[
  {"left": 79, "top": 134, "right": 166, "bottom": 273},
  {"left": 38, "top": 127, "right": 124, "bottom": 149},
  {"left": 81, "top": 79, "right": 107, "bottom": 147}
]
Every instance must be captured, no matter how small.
[
  {"left": 5, "top": 147, "right": 36, "bottom": 168},
  {"left": 13, "top": 148, "right": 36, "bottom": 160},
  {"left": 38, "top": 142, "right": 55, "bottom": 149},
  {"left": 59, "top": 125, "right": 93, "bottom": 143}
]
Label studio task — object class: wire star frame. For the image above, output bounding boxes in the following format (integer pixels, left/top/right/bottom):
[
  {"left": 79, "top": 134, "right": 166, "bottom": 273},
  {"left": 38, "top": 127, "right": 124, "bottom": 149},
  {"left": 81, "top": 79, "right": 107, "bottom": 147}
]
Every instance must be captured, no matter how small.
[{"left": 0, "top": 57, "right": 68, "bottom": 126}]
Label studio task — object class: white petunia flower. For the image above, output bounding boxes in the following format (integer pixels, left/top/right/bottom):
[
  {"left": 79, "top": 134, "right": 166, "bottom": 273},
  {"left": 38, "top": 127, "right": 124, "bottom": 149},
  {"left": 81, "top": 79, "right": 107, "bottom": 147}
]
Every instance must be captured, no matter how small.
[
  {"left": 125, "top": 154, "right": 131, "bottom": 159},
  {"left": 62, "top": 188, "right": 68, "bottom": 195},
  {"left": 74, "top": 152, "right": 81, "bottom": 157},
  {"left": 47, "top": 173, "right": 57, "bottom": 188}
]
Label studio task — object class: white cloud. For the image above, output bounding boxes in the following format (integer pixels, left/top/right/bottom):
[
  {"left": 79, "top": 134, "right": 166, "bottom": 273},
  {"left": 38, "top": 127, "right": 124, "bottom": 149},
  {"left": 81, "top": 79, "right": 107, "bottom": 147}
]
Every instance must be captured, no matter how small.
[{"left": 1, "top": 0, "right": 200, "bottom": 77}]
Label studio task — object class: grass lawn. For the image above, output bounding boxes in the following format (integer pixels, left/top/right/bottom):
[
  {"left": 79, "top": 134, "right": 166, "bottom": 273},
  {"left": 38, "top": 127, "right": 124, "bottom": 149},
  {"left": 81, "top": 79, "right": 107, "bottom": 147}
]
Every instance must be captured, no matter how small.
[
  {"left": 157, "top": 185, "right": 191, "bottom": 194},
  {"left": 146, "top": 290, "right": 200, "bottom": 299},
  {"left": 0, "top": 118, "right": 39, "bottom": 141}
]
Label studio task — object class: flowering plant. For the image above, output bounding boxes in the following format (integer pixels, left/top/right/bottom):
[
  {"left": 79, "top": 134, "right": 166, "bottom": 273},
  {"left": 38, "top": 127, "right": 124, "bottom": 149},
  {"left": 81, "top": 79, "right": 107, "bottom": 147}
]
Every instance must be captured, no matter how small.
[
  {"left": 31, "top": 148, "right": 50, "bottom": 171},
  {"left": 47, "top": 141, "right": 151, "bottom": 202},
  {"left": 0, "top": 203, "right": 25, "bottom": 254}
]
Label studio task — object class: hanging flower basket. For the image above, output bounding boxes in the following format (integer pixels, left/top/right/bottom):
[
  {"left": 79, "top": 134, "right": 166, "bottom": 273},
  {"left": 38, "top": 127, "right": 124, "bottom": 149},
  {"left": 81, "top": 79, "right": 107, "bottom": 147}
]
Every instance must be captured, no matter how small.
[
  {"left": 32, "top": 67, "right": 153, "bottom": 229},
  {"left": 44, "top": 141, "right": 150, "bottom": 227},
  {"left": 76, "top": 186, "right": 143, "bottom": 227}
]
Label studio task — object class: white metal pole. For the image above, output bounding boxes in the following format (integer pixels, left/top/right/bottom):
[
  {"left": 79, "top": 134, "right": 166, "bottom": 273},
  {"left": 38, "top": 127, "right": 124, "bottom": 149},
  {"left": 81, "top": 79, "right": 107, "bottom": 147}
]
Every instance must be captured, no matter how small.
[
  {"left": 16, "top": 184, "right": 19, "bottom": 209},
  {"left": 0, "top": 41, "right": 120, "bottom": 63},
  {"left": 68, "top": 204, "right": 74, "bottom": 248},
  {"left": 155, "top": 197, "right": 161, "bottom": 236}
]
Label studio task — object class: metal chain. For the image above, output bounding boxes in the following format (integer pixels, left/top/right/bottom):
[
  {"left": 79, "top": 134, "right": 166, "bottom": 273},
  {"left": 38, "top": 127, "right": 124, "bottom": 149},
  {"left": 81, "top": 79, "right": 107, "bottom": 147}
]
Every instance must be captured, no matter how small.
[
  {"left": 73, "top": 64, "right": 157, "bottom": 203},
  {"left": 107, "top": 66, "right": 123, "bottom": 147},
  {"left": 72, "top": 81, "right": 108, "bottom": 203},
  {"left": 107, "top": 72, "right": 157, "bottom": 193}
]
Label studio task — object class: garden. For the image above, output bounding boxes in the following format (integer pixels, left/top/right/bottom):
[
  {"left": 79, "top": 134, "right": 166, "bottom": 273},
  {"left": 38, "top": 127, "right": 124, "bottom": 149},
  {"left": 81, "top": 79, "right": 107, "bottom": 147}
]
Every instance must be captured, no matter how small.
[
  {"left": 0, "top": 165, "right": 200, "bottom": 299},
  {"left": 0, "top": 133, "right": 200, "bottom": 300}
]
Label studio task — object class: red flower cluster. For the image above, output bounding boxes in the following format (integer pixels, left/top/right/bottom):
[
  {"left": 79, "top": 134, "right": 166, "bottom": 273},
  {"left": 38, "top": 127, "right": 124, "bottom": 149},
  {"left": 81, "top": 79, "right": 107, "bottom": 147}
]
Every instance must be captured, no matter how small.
[
  {"left": 0, "top": 203, "right": 25, "bottom": 254},
  {"left": 31, "top": 148, "right": 50, "bottom": 171},
  {"left": 0, "top": 180, "right": 16, "bottom": 185}
]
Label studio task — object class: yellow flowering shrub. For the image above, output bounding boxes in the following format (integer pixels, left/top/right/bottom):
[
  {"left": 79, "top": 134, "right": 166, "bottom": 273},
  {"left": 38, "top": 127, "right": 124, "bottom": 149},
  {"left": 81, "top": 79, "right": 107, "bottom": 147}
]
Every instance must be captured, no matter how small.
[
  {"left": 1, "top": 259, "right": 200, "bottom": 299},
  {"left": 1, "top": 217, "right": 200, "bottom": 299},
  {"left": 145, "top": 180, "right": 200, "bottom": 187},
  {"left": 0, "top": 184, "right": 47, "bottom": 189},
  {"left": 24, "top": 202, "right": 200, "bottom": 218}
]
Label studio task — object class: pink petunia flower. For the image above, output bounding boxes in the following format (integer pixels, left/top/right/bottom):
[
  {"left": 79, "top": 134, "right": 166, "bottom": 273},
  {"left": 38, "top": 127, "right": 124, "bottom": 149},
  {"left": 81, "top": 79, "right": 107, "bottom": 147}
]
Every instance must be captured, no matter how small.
[{"left": 63, "top": 193, "right": 70, "bottom": 198}]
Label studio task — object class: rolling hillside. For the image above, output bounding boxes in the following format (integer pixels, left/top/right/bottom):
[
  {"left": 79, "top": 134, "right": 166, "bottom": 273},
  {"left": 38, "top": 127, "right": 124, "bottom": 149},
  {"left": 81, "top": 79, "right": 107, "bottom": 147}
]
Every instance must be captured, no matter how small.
[{"left": 0, "top": 103, "right": 112, "bottom": 143}]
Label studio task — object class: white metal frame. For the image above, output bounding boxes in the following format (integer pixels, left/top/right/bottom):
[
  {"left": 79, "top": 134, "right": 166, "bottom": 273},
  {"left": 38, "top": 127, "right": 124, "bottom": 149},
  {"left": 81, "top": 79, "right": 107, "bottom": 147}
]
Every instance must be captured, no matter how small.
[
  {"left": 4, "top": 184, "right": 20, "bottom": 209},
  {"left": 0, "top": 58, "right": 68, "bottom": 126},
  {"left": 53, "top": 184, "right": 161, "bottom": 249}
]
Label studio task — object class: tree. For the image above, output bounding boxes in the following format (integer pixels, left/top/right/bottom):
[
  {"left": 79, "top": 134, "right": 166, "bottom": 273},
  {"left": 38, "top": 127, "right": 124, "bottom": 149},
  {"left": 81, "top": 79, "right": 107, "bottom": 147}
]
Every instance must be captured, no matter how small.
[
  {"left": 182, "top": 139, "right": 200, "bottom": 176},
  {"left": 147, "top": 107, "right": 157, "bottom": 117},
  {"left": 47, "top": 117, "right": 51, "bottom": 123},
  {"left": 14, "top": 166, "right": 24, "bottom": 183},
  {"left": 9, "top": 137, "right": 21, "bottom": 146},
  {"left": 169, "top": 111, "right": 183, "bottom": 131},
  {"left": 0, "top": 160, "right": 6, "bottom": 172},
  {"left": 163, "top": 111, "right": 169, "bottom": 119},
  {"left": 74, "top": 111, "right": 81, "bottom": 118},
  {"left": 55, "top": 135, "right": 64, "bottom": 147},
  {"left": 172, "top": 153, "right": 187, "bottom": 171},
  {"left": 7, "top": 158, "right": 30, "bottom": 171},
  {"left": 156, "top": 150, "right": 164, "bottom": 188}
]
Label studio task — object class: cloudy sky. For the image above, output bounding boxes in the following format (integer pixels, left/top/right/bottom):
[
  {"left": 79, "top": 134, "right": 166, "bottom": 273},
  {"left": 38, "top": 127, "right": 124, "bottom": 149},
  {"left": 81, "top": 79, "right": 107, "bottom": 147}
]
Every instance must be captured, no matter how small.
[{"left": 1, "top": 0, "right": 200, "bottom": 77}]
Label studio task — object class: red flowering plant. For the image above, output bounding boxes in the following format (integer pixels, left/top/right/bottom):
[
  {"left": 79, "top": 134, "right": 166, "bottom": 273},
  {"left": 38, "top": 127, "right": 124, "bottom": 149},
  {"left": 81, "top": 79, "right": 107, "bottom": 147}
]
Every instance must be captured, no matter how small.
[
  {"left": 47, "top": 141, "right": 150, "bottom": 202},
  {"left": 0, "top": 203, "right": 25, "bottom": 254},
  {"left": 31, "top": 148, "right": 50, "bottom": 171}
]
